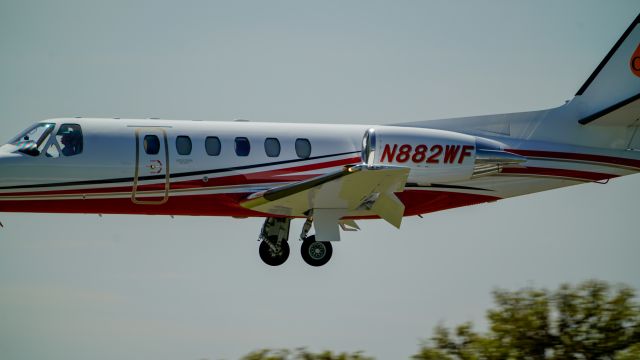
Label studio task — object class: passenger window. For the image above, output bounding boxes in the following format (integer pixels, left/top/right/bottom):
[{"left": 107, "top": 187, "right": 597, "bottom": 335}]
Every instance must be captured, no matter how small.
[
  {"left": 205, "top": 136, "right": 221, "bottom": 156},
  {"left": 264, "top": 138, "right": 281, "bottom": 157},
  {"left": 46, "top": 124, "right": 83, "bottom": 157},
  {"left": 235, "top": 137, "right": 250, "bottom": 156},
  {"left": 295, "top": 138, "right": 311, "bottom": 159},
  {"left": 144, "top": 135, "right": 160, "bottom": 155},
  {"left": 176, "top": 136, "right": 192, "bottom": 155}
]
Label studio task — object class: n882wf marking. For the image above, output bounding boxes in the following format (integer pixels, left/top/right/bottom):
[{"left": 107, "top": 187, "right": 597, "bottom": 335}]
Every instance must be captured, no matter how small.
[{"left": 380, "top": 144, "right": 474, "bottom": 165}]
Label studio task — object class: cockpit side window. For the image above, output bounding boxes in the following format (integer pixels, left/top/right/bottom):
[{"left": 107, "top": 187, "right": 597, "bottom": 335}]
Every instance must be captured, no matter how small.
[
  {"left": 9, "top": 123, "right": 55, "bottom": 156},
  {"left": 45, "top": 124, "right": 83, "bottom": 158}
]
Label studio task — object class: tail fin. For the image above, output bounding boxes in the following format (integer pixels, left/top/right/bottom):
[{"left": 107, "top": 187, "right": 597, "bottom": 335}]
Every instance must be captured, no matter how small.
[
  {"left": 574, "top": 13, "right": 640, "bottom": 123},
  {"left": 392, "top": 14, "right": 640, "bottom": 149}
]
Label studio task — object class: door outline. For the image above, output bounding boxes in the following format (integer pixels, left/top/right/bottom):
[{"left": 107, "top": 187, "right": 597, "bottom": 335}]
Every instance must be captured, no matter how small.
[{"left": 132, "top": 128, "right": 170, "bottom": 205}]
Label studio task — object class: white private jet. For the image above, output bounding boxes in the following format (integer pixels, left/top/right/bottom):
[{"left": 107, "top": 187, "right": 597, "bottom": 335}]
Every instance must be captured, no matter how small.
[{"left": 2, "top": 15, "right": 640, "bottom": 266}]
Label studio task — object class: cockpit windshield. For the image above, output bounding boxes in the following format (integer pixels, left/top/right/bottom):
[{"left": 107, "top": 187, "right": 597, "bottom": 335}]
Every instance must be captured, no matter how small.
[
  {"left": 7, "top": 122, "right": 84, "bottom": 157},
  {"left": 8, "top": 123, "right": 55, "bottom": 156}
]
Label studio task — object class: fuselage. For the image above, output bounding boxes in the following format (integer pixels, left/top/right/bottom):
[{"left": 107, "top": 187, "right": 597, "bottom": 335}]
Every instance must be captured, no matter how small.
[
  {"left": 0, "top": 119, "right": 368, "bottom": 216},
  {"left": 1, "top": 117, "right": 639, "bottom": 219}
]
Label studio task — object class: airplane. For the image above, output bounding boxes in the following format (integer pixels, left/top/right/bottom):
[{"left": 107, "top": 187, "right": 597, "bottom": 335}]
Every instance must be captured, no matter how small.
[{"left": 1, "top": 14, "right": 640, "bottom": 267}]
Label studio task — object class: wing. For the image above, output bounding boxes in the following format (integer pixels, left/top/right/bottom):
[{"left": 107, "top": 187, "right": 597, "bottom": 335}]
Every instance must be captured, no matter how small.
[{"left": 241, "top": 164, "right": 410, "bottom": 228}]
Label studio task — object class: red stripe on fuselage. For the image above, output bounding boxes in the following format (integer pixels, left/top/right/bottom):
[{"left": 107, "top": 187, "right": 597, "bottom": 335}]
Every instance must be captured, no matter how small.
[
  {"left": 500, "top": 166, "right": 617, "bottom": 181},
  {"left": 0, "top": 156, "right": 361, "bottom": 198}
]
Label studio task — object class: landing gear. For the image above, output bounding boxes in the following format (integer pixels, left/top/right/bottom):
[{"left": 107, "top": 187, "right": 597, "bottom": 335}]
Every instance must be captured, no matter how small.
[
  {"left": 258, "top": 217, "right": 291, "bottom": 266},
  {"left": 259, "top": 236, "right": 290, "bottom": 266},
  {"left": 300, "top": 235, "right": 333, "bottom": 267},
  {"left": 255, "top": 215, "right": 342, "bottom": 267}
]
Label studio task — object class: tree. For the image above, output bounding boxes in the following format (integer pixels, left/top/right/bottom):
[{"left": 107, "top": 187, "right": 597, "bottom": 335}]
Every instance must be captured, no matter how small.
[
  {"left": 241, "top": 348, "right": 374, "bottom": 360},
  {"left": 413, "top": 280, "right": 640, "bottom": 360}
]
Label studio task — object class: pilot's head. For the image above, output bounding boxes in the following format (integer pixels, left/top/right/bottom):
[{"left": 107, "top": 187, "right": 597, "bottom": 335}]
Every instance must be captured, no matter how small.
[{"left": 60, "top": 131, "right": 77, "bottom": 145}]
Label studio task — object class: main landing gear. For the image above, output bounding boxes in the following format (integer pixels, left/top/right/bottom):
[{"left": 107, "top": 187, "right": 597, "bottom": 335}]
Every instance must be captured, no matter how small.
[
  {"left": 258, "top": 217, "right": 291, "bottom": 266},
  {"left": 300, "top": 235, "right": 333, "bottom": 267},
  {"left": 257, "top": 217, "right": 334, "bottom": 267}
]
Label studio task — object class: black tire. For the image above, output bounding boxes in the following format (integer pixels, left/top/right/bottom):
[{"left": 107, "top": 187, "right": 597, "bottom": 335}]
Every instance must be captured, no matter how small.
[
  {"left": 300, "top": 235, "right": 333, "bottom": 267},
  {"left": 259, "top": 236, "right": 290, "bottom": 266}
]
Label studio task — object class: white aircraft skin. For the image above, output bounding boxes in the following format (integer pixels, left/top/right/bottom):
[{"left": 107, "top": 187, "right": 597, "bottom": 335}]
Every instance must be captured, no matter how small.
[{"left": 1, "top": 14, "right": 640, "bottom": 266}]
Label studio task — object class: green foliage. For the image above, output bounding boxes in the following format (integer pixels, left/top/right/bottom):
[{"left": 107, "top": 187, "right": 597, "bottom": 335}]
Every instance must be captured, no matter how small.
[
  {"left": 615, "top": 343, "right": 640, "bottom": 360},
  {"left": 414, "top": 280, "right": 640, "bottom": 360},
  {"left": 241, "top": 348, "right": 374, "bottom": 360},
  {"left": 241, "top": 281, "right": 639, "bottom": 360},
  {"left": 554, "top": 280, "right": 640, "bottom": 358}
]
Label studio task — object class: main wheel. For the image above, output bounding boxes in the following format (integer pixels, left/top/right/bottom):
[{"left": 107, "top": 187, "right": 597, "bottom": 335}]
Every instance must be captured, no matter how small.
[
  {"left": 259, "top": 236, "right": 290, "bottom": 266},
  {"left": 301, "top": 235, "right": 333, "bottom": 267}
]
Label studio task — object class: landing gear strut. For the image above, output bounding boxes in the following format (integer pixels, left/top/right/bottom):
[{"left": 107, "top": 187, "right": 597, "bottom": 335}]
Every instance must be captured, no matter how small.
[
  {"left": 258, "top": 217, "right": 291, "bottom": 266},
  {"left": 298, "top": 216, "right": 333, "bottom": 267}
]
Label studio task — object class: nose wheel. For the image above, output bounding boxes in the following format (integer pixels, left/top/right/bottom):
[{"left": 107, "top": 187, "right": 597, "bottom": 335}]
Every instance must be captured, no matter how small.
[{"left": 300, "top": 235, "right": 333, "bottom": 267}]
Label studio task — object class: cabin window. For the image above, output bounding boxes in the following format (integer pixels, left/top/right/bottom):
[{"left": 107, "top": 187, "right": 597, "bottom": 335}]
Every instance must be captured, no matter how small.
[
  {"left": 176, "top": 136, "right": 192, "bottom": 155},
  {"left": 264, "top": 138, "right": 281, "bottom": 157},
  {"left": 10, "top": 122, "right": 55, "bottom": 156},
  {"left": 295, "top": 138, "right": 311, "bottom": 159},
  {"left": 144, "top": 135, "right": 160, "bottom": 155},
  {"left": 45, "top": 124, "right": 83, "bottom": 158},
  {"left": 205, "top": 136, "right": 221, "bottom": 156},
  {"left": 235, "top": 137, "right": 250, "bottom": 156}
]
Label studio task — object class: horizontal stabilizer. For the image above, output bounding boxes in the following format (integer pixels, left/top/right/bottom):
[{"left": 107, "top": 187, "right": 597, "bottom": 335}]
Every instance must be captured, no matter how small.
[{"left": 578, "top": 92, "right": 640, "bottom": 126}]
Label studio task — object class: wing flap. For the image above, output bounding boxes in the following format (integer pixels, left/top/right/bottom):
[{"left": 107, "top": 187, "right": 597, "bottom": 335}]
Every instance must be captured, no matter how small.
[{"left": 371, "top": 192, "right": 405, "bottom": 229}]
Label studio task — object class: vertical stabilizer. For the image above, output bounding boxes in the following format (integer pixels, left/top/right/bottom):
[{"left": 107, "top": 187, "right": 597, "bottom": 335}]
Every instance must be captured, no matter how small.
[{"left": 574, "top": 14, "right": 640, "bottom": 117}]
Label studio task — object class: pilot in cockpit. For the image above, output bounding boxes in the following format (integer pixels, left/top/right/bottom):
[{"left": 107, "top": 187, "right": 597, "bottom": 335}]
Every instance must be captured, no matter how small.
[{"left": 60, "top": 129, "right": 81, "bottom": 156}]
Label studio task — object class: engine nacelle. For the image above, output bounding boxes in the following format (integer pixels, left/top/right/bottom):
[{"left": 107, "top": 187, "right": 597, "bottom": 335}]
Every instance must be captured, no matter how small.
[{"left": 361, "top": 127, "right": 525, "bottom": 184}]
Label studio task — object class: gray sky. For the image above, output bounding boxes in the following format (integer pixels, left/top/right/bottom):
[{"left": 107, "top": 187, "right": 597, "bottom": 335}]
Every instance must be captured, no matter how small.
[{"left": 1, "top": 1, "right": 639, "bottom": 359}]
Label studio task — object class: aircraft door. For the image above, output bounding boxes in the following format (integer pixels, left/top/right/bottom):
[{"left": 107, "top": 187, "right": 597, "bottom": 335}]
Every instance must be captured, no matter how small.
[{"left": 132, "top": 128, "right": 170, "bottom": 204}]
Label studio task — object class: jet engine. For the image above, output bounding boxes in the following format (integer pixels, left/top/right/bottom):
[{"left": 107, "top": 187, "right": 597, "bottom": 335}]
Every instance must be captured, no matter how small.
[{"left": 361, "top": 127, "right": 525, "bottom": 185}]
